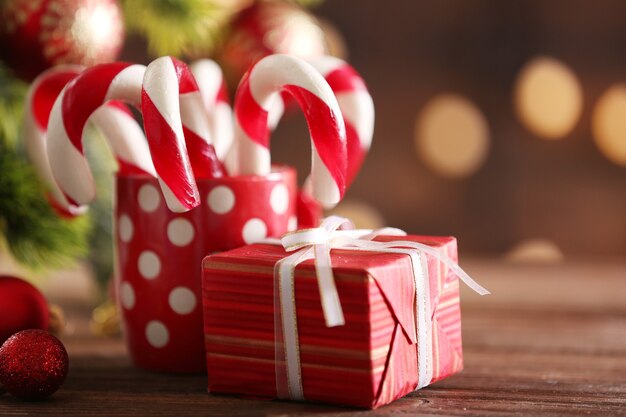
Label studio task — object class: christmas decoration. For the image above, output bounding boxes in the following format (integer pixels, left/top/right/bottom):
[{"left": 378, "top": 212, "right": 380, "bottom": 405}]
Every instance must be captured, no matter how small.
[
  {"left": 120, "top": 0, "right": 250, "bottom": 58},
  {"left": 0, "top": 329, "right": 69, "bottom": 400},
  {"left": 0, "top": 101, "right": 90, "bottom": 268},
  {"left": 45, "top": 59, "right": 224, "bottom": 214},
  {"left": 0, "top": 0, "right": 124, "bottom": 82},
  {"left": 141, "top": 56, "right": 226, "bottom": 205},
  {"left": 34, "top": 53, "right": 370, "bottom": 372},
  {"left": 307, "top": 56, "right": 373, "bottom": 187},
  {"left": 0, "top": 0, "right": 338, "bottom": 285},
  {"left": 291, "top": 56, "right": 373, "bottom": 226},
  {"left": 0, "top": 5, "right": 115, "bottom": 274},
  {"left": 24, "top": 65, "right": 155, "bottom": 216},
  {"left": 233, "top": 54, "right": 347, "bottom": 207},
  {"left": 0, "top": 276, "right": 49, "bottom": 344},
  {"left": 218, "top": 1, "right": 330, "bottom": 83},
  {"left": 115, "top": 167, "right": 297, "bottom": 372},
  {"left": 0, "top": 65, "right": 26, "bottom": 145},
  {"left": 189, "top": 59, "right": 233, "bottom": 163},
  {"left": 202, "top": 216, "right": 489, "bottom": 408},
  {"left": 34, "top": 55, "right": 304, "bottom": 372}
]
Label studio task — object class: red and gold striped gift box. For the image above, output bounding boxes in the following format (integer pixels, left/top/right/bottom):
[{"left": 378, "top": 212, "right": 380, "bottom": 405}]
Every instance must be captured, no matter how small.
[{"left": 202, "top": 235, "right": 463, "bottom": 408}]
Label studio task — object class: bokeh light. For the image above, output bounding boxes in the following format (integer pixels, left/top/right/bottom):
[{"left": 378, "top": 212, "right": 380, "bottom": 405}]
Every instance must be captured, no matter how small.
[
  {"left": 592, "top": 84, "right": 626, "bottom": 166},
  {"left": 415, "top": 94, "right": 490, "bottom": 178},
  {"left": 505, "top": 239, "right": 564, "bottom": 264},
  {"left": 514, "top": 56, "right": 583, "bottom": 139}
]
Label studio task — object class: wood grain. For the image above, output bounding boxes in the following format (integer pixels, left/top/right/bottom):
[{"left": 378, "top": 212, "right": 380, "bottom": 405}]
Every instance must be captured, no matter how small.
[{"left": 1, "top": 261, "right": 625, "bottom": 416}]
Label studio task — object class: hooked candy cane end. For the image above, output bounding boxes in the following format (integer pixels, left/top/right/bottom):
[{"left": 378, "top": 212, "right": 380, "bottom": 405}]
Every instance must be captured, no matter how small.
[
  {"left": 159, "top": 179, "right": 200, "bottom": 213},
  {"left": 105, "top": 64, "right": 146, "bottom": 106},
  {"left": 48, "top": 194, "right": 88, "bottom": 218}
]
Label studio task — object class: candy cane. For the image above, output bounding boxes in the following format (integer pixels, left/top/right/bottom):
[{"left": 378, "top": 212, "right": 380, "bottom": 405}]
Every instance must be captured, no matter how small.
[
  {"left": 233, "top": 54, "right": 347, "bottom": 207},
  {"left": 48, "top": 57, "right": 224, "bottom": 213},
  {"left": 142, "top": 56, "right": 225, "bottom": 211},
  {"left": 24, "top": 65, "right": 155, "bottom": 216},
  {"left": 309, "top": 56, "right": 374, "bottom": 187},
  {"left": 190, "top": 59, "right": 234, "bottom": 163},
  {"left": 266, "top": 56, "right": 374, "bottom": 190}
]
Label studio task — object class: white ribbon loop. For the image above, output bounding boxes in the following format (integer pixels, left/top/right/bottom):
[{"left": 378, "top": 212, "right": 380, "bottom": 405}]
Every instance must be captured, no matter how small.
[{"left": 281, "top": 227, "right": 329, "bottom": 251}]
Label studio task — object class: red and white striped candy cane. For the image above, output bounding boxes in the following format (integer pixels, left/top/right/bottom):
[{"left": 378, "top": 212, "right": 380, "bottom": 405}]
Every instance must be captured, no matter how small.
[
  {"left": 47, "top": 62, "right": 149, "bottom": 212},
  {"left": 190, "top": 59, "right": 234, "bottom": 164},
  {"left": 142, "top": 56, "right": 225, "bottom": 211},
  {"left": 234, "top": 54, "right": 347, "bottom": 207},
  {"left": 267, "top": 56, "right": 374, "bottom": 189},
  {"left": 24, "top": 65, "right": 155, "bottom": 216},
  {"left": 190, "top": 59, "right": 284, "bottom": 175},
  {"left": 48, "top": 58, "right": 224, "bottom": 213},
  {"left": 309, "top": 56, "right": 374, "bottom": 187}
]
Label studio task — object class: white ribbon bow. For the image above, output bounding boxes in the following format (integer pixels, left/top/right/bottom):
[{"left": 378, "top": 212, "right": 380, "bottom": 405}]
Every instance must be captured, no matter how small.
[{"left": 269, "top": 216, "right": 489, "bottom": 401}]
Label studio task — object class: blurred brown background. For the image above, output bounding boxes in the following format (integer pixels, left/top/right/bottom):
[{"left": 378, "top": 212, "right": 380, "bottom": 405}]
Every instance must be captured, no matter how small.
[{"left": 263, "top": 0, "right": 626, "bottom": 258}]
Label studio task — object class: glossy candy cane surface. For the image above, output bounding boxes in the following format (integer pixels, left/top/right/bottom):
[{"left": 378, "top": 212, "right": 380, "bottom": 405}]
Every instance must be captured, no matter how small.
[
  {"left": 233, "top": 54, "right": 347, "bottom": 208},
  {"left": 25, "top": 65, "right": 154, "bottom": 216}
]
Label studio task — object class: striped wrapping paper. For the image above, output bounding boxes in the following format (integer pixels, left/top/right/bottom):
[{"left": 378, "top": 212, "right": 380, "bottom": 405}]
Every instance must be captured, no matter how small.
[{"left": 202, "top": 235, "right": 463, "bottom": 408}]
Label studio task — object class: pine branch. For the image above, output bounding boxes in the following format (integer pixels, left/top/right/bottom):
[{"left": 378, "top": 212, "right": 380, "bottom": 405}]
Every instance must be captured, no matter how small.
[
  {"left": 0, "top": 64, "right": 26, "bottom": 146},
  {"left": 121, "top": 0, "right": 238, "bottom": 57},
  {"left": 0, "top": 63, "right": 90, "bottom": 269},
  {"left": 0, "top": 139, "right": 90, "bottom": 269}
]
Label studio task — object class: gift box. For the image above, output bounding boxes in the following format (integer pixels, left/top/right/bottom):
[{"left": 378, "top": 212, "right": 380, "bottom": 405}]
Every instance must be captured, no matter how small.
[{"left": 201, "top": 218, "right": 480, "bottom": 408}]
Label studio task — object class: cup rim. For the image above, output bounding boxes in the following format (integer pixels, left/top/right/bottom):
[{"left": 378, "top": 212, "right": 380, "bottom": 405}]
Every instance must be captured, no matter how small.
[{"left": 116, "top": 164, "right": 297, "bottom": 184}]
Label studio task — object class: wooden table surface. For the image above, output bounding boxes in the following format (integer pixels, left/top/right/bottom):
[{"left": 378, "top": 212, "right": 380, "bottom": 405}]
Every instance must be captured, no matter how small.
[{"left": 1, "top": 260, "right": 625, "bottom": 416}]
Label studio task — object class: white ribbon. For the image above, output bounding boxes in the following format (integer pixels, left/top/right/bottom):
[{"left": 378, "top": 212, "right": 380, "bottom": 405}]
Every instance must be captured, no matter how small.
[{"left": 269, "top": 216, "right": 490, "bottom": 401}]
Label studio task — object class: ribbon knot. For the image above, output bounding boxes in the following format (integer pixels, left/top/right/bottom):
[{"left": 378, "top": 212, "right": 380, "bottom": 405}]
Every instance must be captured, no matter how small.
[{"left": 280, "top": 215, "right": 354, "bottom": 252}]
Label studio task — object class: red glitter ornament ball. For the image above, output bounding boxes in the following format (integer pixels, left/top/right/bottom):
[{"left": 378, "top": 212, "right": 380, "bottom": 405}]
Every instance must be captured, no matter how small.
[
  {"left": 0, "top": 0, "right": 124, "bottom": 81},
  {"left": 219, "top": 1, "right": 329, "bottom": 84},
  {"left": 0, "top": 329, "right": 69, "bottom": 400}
]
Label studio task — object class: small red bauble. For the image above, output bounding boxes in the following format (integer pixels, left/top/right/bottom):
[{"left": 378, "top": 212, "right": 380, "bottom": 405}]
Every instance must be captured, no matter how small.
[
  {"left": 0, "top": 329, "right": 69, "bottom": 400},
  {"left": 0, "top": 0, "right": 124, "bottom": 81},
  {"left": 0, "top": 275, "right": 50, "bottom": 344}
]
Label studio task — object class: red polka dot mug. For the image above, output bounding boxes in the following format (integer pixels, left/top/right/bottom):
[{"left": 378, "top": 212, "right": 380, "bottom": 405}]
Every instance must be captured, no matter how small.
[{"left": 114, "top": 166, "right": 297, "bottom": 373}]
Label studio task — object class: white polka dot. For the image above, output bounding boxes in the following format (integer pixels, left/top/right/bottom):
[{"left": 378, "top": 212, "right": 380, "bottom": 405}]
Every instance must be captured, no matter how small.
[
  {"left": 168, "top": 287, "right": 197, "bottom": 315},
  {"left": 120, "top": 281, "right": 135, "bottom": 309},
  {"left": 138, "top": 184, "right": 161, "bottom": 212},
  {"left": 138, "top": 251, "right": 161, "bottom": 280},
  {"left": 270, "top": 183, "right": 289, "bottom": 215},
  {"left": 207, "top": 186, "right": 235, "bottom": 214},
  {"left": 242, "top": 218, "right": 267, "bottom": 244},
  {"left": 288, "top": 216, "right": 298, "bottom": 232},
  {"left": 167, "top": 218, "right": 195, "bottom": 247},
  {"left": 118, "top": 214, "right": 134, "bottom": 242},
  {"left": 145, "top": 320, "right": 169, "bottom": 348}
]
